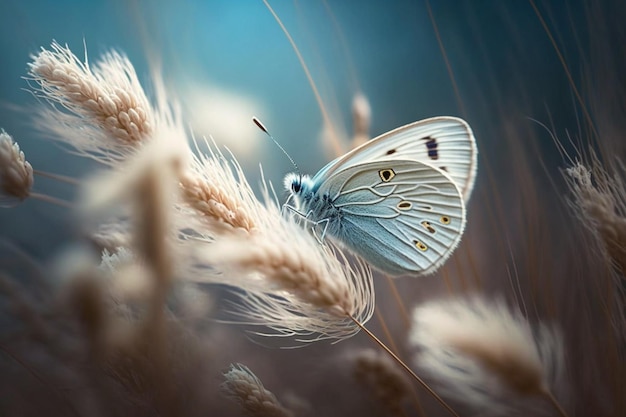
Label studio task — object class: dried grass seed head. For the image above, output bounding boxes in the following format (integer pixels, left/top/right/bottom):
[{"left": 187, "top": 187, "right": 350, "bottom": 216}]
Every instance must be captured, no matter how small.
[
  {"left": 179, "top": 138, "right": 260, "bottom": 233},
  {"left": 0, "top": 130, "right": 34, "bottom": 205},
  {"left": 353, "top": 349, "right": 411, "bottom": 414},
  {"left": 27, "top": 41, "right": 153, "bottom": 164},
  {"left": 221, "top": 363, "right": 294, "bottom": 417},
  {"left": 566, "top": 159, "right": 626, "bottom": 274},
  {"left": 410, "top": 295, "right": 565, "bottom": 414}
]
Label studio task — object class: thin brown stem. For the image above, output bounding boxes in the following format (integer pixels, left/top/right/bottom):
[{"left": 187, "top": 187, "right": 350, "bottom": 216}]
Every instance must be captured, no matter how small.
[
  {"left": 541, "top": 388, "right": 569, "bottom": 417},
  {"left": 385, "top": 275, "right": 410, "bottom": 328},
  {"left": 262, "top": 0, "right": 344, "bottom": 156},
  {"left": 33, "top": 169, "right": 81, "bottom": 185},
  {"left": 528, "top": 0, "right": 599, "bottom": 142},
  {"left": 30, "top": 192, "right": 73, "bottom": 208},
  {"left": 425, "top": 0, "right": 466, "bottom": 117},
  {"left": 348, "top": 313, "right": 460, "bottom": 417},
  {"left": 375, "top": 310, "right": 427, "bottom": 417},
  {"left": 0, "top": 344, "right": 82, "bottom": 417}
]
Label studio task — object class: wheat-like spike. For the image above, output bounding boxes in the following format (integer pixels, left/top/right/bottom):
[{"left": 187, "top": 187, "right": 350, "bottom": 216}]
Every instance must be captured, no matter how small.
[
  {"left": 27, "top": 41, "right": 153, "bottom": 164},
  {"left": 353, "top": 349, "right": 411, "bottom": 417},
  {"left": 190, "top": 200, "right": 375, "bottom": 342},
  {"left": 221, "top": 363, "right": 294, "bottom": 417},
  {"left": 566, "top": 160, "right": 626, "bottom": 276},
  {"left": 0, "top": 130, "right": 34, "bottom": 206},
  {"left": 410, "top": 295, "right": 568, "bottom": 416},
  {"left": 179, "top": 138, "right": 259, "bottom": 232}
]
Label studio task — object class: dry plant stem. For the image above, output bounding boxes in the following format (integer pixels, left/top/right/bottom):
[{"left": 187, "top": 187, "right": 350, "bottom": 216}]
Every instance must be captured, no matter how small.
[
  {"left": 375, "top": 309, "right": 399, "bottom": 354},
  {"left": 453, "top": 254, "right": 469, "bottom": 292},
  {"left": 33, "top": 169, "right": 81, "bottom": 185},
  {"left": 375, "top": 309, "right": 427, "bottom": 417},
  {"left": 0, "top": 344, "right": 82, "bottom": 417},
  {"left": 441, "top": 267, "right": 454, "bottom": 293},
  {"left": 262, "top": 0, "right": 343, "bottom": 156},
  {"left": 463, "top": 245, "right": 482, "bottom": 289},
  {"left": 542, "top": 389, "right": 569, "bottom": 417},
  {"left": 528, "top": 0, "right": 599, "bottom": 142},
  {"left": 348, "top": 313, "right": 460, "bottom": 417},
  {"left": 29, "top": 192, "right": 73, "bottom": 208},
  {"left": 425, "top": 0, "right": 465, "bottom": 116},
  {"left": 384, "top": 275, "right": 410, "bottom": 328}
]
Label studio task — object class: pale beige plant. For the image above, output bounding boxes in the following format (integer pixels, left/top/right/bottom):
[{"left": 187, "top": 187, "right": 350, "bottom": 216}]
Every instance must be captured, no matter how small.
[
  {"left": 566, "top": 159, "right": 626, "bottom": 276},
  {"left": 186, "top": 145, "right": 375, "bottom": 342},
  {"left": 353, "top": 349, "right": 411, "bottom": 417},
  {"left": 28, "top": 41, "right": 153, "bottom": 164},
  {"left": 179, "top": 140, "right": 259, "bottom": 232},
  {"left": 221, "top": 363, "right": 294, "bottom": 417},
  {"left": 27, "top": 42, "right": 257, "bottom": 235},
  {"left": 0, "top": 130, "right": 33, "bottom": 206},
  {"left": 351, "top": 92, "right": 371, "bottom": 148},
  {"left": 410, "top": 295, "right": 568, "bottom": 417}
]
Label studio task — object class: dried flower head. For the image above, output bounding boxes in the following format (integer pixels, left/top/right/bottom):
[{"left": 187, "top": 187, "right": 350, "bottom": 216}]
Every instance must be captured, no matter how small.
[
  {"left": 410, "top": 295, "right": 566, "bottom": 415},
  {"left": 179, "top": 139, "right": 259, "bottom": 232},
  {"left": 221, "top": 363, "right": 294, "bottom": 417},
  {"left": 0, "top": 130, "right": 33, "bottom": 206},
  {"left": 566, "top": 159, "right": 626, "bottom": 275},
  {"left": 27, "top": 41, "right": 153, "bottom": 164},
  {"left": 353, "top": 349, "right": 411, "bottom": 416}
]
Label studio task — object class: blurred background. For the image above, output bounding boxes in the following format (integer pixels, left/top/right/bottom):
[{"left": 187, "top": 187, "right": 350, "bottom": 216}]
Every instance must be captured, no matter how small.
[{"left": 0, "top": 1, "right": 624, "bottom": 416}]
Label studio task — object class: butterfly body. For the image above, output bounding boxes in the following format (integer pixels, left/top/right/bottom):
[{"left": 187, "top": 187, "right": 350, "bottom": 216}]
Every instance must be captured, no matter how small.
[{"left": 285, "top": 117, "right": 477, "bottom": 277}]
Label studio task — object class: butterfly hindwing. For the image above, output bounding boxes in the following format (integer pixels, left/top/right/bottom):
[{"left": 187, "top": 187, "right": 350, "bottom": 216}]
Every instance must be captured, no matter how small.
[{"left": 315, "top": 159, "right": 465, "bottom": 275}]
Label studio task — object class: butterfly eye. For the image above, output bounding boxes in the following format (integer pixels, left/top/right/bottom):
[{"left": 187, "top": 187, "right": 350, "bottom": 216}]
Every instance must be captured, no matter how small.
[
  {"left": 413, "top": 240, "right": 428, "bottom": 251},
  {"left": 378, "top": 168, "right": 396, "bottom": 182},
  {"left": 440, "top": 216, "right": 451, "bottom": 224},
  {"left": 292, "top": 182, "right": 301, "bottom": 193}
]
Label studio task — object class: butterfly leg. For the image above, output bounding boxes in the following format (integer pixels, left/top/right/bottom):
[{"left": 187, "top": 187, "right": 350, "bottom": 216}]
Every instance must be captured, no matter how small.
[
  {"left": 311, "top": 218, "right": 330, "bottom": 244},
  {"left": 282, "top": 203, "right": 316, "bottom": 222}
]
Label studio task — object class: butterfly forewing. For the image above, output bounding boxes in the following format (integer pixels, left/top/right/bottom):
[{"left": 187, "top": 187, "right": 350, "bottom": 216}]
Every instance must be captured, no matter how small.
[
  {"left": 315, "top": 160, "right": 465, "bottom": 276},
  {"left": 325, "top": 117, "right": 477, "bottom": 202}
]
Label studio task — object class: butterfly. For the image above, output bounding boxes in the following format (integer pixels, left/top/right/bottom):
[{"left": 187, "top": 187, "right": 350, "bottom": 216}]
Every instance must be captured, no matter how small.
[{"left": 283, "top": 116, "right": 477, "bottom": 277}]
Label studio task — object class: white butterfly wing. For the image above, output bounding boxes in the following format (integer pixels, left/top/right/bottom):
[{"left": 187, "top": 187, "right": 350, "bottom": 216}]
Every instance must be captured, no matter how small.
[
  {"left": 322, "top": 117, "right": 477, "bottom": 202},
  {"left": 317, "top": 159, "right": 466, "bottom": 276}
]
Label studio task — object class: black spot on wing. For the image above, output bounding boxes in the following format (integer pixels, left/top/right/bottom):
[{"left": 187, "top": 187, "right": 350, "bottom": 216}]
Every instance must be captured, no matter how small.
[
  {"left": 386, "top": 149, "right": 397, "bottom": 155},
  {"left": 423, "top": 136, "right": 438, "bottom": 161}
]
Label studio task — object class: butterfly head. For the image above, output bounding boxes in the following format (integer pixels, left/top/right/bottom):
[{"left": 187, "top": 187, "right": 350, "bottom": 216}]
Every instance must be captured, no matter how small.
[
  {"left": 284, "top": 172, "right": 312, "bottom": 199},
  {"left": 284, "top": 172, "right": 307, "bottom": 194}
]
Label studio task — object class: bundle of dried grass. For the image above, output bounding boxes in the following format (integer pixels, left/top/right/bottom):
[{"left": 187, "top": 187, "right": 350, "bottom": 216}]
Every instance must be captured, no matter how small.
[
  {"left": 222, "top": 363, "right": 294, "bottom": 417},
  {"left": 0, "top": 130, "right": 33, "bottom": 206},
  {"left": 410, "top": 295, "right": 567, "bottom": 416}
]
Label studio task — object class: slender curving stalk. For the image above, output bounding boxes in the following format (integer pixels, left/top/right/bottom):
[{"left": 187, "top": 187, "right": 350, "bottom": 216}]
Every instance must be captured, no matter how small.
[{"left": 349, "top": 313, "right": 460, "bottom": 417}]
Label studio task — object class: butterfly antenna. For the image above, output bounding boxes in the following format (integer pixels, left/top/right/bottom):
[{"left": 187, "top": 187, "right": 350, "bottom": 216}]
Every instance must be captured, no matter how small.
[{"left": 252, "top": 117, "right": 300, "bottom": 174}]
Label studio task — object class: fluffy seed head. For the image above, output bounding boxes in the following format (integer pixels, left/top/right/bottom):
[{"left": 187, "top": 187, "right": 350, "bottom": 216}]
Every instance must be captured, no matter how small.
[
  {"left": 410, "top": 295, "right": 565, "bottom": 414},
  {"left": 27, "top": 41, "right": 153, "bottom": 164},
  {"left": 0, "top": 130, "right": 33, "bottom": 206},
  {"left": 221, "top": 363, "right": 294, "bottom": 417}
]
